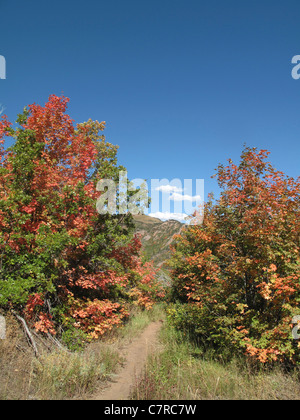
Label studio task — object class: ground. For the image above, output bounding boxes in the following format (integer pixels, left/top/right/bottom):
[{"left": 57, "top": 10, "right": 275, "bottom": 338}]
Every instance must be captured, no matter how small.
[{"left": 94, "top": 321, "right": 163, "bottom": 400}]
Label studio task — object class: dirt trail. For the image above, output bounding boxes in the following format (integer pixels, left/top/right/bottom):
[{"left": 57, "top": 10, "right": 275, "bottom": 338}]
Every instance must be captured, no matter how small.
[{"left": 94, "top": 321, "right": 162, "bottom": 400}]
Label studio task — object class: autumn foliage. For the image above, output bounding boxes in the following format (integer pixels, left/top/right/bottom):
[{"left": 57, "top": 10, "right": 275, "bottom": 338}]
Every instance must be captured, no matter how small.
[
  {"left": 0, "top": 95, "right": 164, "bottom": 345},
  {"left": 170, "top": 147, "right": 300, "bottom": 365}
]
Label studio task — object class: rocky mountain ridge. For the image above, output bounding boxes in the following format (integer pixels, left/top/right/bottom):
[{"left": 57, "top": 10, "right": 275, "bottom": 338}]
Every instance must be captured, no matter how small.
[{"left": 133, "top": 214, "right": 184, "bottom": 283}]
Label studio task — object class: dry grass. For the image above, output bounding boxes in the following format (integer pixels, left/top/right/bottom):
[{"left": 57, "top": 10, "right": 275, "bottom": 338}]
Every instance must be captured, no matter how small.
[
  {"left": 2, "top": 307, "right": 299, "bottom": 400},
  {"left": 0, "top": 314, "right": 34, "bottom": 400},
  {"left": 32, "top": 346, "right": 120, "bottom": 400},
  {"left": 132, "top": 323, "right": 300, "bottom": 400},
  {"left": 0, "top": 306, "right": 164, "bottom": 400},
  {"left": 0, "top": 314, "right": 121, "bottom": 400}
]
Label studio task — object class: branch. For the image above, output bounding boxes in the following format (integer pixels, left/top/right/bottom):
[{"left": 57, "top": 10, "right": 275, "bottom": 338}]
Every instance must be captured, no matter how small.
[{"left": 12, "top": 311, "right": 39, "bottom": 358}]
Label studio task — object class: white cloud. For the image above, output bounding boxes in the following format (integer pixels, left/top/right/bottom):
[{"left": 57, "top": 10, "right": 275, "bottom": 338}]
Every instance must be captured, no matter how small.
[
  {"left": 169, "top": 192, "right": 201, "bottom": 202},
  {"left": 155, "top": 185, "right": 183, "bottom": 193},
  {"left": 148, "top": 211, "right": 189, "bottom": 223}
]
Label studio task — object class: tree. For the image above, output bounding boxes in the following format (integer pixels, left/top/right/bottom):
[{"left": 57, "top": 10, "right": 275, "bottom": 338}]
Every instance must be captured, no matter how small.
[
  {"left": 0, "top": 95, "right": 164, "bottom": 345},
  {"left": 170, "top": 147, "right": 300, "bottom": 364}
]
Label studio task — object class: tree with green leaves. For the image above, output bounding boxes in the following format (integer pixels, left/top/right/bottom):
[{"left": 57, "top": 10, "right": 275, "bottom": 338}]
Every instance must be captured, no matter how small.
[
  {"left": 169, "top": 147, "right": 300, "bottom": 365},
  {"left": 0, "top": 95, "right": 164, "bottom": 347}
]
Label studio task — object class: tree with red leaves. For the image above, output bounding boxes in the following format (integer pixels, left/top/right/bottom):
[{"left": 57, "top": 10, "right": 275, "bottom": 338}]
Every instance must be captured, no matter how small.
[
  {"left": 0, "top": 95, "right": 164, "bottom": 347},
  {"left": 170, "top": 147, "right": 300, "bottom": 365}
]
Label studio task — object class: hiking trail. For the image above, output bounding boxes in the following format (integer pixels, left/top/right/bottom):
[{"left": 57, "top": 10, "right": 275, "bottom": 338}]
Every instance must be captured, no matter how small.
[{"left": 94, "top": 321, "right": 162, "bottom": 400}]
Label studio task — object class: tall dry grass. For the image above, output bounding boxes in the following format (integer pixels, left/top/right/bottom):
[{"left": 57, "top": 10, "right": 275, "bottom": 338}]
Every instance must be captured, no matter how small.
[
  {"left": 132, "top": 322, "right": 300, "bottom": 400},
  {"left": 0, "top": 305, "right": 165, "bottom": 400},
  {"left": 0, "top": 313, "right": 121, "bottom": 399},
  {"left": 0, "top": 314, "right": 34, "bottom": 400}
]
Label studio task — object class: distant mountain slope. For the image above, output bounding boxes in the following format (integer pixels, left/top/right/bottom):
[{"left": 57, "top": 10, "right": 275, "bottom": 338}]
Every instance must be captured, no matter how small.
[{"left": 133, "top": 215, "right": 184, "bottom": 283}]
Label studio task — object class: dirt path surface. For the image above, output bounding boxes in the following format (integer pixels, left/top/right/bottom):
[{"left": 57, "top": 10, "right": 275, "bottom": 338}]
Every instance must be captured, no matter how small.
[{"left": 94, "top": 321, "right": 162, "bottom": 400}]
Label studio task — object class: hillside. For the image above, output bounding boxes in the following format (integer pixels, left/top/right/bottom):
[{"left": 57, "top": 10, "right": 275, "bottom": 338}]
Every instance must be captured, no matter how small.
[{"left": 133, "top": 214, "right": 184, "bottom": 283}]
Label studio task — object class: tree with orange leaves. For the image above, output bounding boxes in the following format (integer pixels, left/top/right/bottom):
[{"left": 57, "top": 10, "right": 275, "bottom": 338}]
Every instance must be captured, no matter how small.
[
  {"left": 0, "top": 95, "right": 163, "bottom": 348},
  {"left": 170, "top": 147, "right": 300, "bottom": 365}
]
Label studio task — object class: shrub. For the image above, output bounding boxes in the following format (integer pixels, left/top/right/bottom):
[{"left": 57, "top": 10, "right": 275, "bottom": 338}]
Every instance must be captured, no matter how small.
[
  {"left": 170, "top": 147, "right": 300, "bottom": 365},
  {"left": 0, "top": 95, "right": 163, "bottom": 341}
]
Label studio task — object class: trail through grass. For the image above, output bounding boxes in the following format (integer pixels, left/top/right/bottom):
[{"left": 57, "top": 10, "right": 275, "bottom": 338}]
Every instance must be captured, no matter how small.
[{"left": 132, "top": 321, "right": 300, "bottom": 400}]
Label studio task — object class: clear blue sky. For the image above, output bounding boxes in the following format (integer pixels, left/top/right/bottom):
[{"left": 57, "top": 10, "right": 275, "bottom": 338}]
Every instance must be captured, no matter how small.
[{"left": 0, "top": 0, "right": 299, "bottom": 219}]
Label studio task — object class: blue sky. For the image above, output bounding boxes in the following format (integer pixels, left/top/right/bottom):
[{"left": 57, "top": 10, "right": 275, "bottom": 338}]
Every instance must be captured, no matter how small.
[{"left": 0, "top": 0, "right": 299, "bottom": 220}]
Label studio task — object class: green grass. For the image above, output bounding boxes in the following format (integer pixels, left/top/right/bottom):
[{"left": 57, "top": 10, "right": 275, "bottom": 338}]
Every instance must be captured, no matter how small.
[
  {"left": 132, "top": 321, "right": 300, "bottom": 400},
  {"left": 118, "top": 304, "right": 166, "bottom": 343}
]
